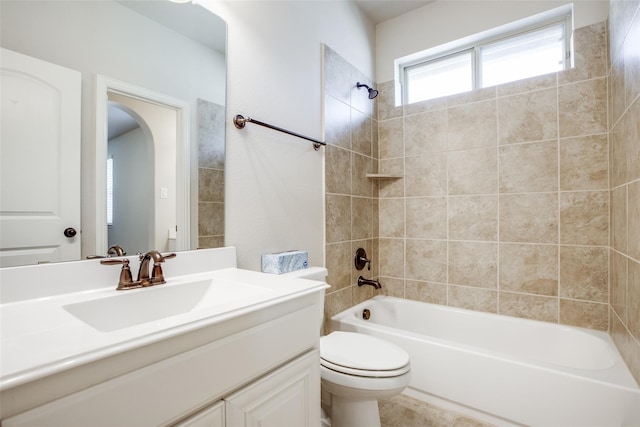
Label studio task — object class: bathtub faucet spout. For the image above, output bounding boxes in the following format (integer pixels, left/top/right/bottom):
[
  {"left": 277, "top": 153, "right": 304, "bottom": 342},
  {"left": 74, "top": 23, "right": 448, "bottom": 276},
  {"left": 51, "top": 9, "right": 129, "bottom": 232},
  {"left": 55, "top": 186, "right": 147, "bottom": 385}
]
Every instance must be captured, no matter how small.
[{"left": 358, "top": 275, "right": 382, "bottom": 289}]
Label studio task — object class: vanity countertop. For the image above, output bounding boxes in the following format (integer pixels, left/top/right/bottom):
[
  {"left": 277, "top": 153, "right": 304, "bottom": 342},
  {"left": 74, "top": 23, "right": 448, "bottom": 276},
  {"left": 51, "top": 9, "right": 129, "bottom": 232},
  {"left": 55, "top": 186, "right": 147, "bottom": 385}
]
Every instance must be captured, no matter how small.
[{"left": 0, "top": 261, "right": 327, "bottom": 391}]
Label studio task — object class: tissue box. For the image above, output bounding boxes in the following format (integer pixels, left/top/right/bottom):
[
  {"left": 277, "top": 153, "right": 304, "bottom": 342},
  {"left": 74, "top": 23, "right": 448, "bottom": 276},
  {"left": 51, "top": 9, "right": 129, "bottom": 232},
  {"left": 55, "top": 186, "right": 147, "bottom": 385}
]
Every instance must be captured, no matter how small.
[{"left": 261, "top": 250, "right": 308, "bottom": 275}]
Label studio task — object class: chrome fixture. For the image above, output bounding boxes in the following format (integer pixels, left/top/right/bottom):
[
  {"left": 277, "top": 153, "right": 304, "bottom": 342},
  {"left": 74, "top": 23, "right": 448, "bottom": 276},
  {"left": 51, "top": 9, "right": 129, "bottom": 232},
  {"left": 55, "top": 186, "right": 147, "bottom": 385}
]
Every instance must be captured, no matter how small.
[
  {"left": 356, "top": 82, "right": 378, "bottom": 99},
  {"left": 233, "top": 114, "right": 326, "bottom": 151},
  {"left": 354, "top": 247, "right": 371, "bottom": 271},
  {"left": 101, "top": 250, "right": 176, "bottom": 290},
  {"left": 358, "top": 275, "right": 382, "bottom": 289}
]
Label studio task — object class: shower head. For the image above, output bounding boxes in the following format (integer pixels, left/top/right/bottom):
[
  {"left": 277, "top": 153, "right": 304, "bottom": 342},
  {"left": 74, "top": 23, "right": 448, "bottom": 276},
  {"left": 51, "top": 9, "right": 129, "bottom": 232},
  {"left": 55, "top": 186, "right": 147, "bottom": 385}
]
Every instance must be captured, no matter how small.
[{"left": 356, "top": 82, "right": 379, "bottom": 99}]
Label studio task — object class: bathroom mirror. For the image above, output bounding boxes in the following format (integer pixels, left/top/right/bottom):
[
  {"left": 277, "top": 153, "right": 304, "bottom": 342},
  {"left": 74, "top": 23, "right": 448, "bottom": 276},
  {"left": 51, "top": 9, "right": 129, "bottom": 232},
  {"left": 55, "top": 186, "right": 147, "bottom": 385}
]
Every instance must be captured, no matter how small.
[{"left": 0, "top": 0, "right": 227, "bottom": 267}]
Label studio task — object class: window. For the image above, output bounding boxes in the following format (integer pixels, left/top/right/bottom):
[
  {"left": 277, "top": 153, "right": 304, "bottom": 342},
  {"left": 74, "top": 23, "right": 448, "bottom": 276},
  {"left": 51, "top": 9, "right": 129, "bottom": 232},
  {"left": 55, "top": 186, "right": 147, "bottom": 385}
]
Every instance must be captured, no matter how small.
[
  {"left": 399, "top": 8, "right": 571, "bottom": 104},
  {"left": 106, "top": 156, "right": 113, "bottom": 226}
]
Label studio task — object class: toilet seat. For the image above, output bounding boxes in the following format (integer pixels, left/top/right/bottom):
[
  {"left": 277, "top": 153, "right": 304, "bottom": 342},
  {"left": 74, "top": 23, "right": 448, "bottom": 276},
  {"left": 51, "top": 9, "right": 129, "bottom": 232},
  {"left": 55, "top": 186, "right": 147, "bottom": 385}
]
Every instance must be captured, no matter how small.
[{"left": 320, "top": 332, "right": 410, "bottom": 378}]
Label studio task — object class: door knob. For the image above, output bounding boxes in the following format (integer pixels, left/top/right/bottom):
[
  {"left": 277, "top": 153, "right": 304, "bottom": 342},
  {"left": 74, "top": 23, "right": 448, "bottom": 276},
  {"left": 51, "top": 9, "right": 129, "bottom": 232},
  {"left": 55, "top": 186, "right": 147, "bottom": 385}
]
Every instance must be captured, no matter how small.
[{"left": 63, "top": 227, "right": 77, "bottom": 238}]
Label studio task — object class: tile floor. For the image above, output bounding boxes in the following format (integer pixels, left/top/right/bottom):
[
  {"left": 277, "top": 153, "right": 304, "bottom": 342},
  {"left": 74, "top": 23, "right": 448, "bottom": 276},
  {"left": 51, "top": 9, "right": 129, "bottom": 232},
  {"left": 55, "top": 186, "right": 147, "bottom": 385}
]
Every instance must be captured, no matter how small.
[{"left": 379, "top": 394, "right": 497, "bottom": 427}]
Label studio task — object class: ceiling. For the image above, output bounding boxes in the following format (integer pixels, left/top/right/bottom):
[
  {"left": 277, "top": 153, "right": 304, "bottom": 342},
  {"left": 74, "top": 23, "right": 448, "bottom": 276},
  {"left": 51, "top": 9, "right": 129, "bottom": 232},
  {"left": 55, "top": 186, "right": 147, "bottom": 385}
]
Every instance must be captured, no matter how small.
[{"left": 354, "top": 0, "right": 434, "bottom": 24}]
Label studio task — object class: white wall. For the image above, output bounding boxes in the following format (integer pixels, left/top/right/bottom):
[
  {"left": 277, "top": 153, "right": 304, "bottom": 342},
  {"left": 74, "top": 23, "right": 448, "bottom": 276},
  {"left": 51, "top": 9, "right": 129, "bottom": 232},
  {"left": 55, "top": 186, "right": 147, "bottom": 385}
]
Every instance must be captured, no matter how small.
[
  {"left": 198, "top": 0, "right": 376, "bottom": 270},
  {"left": 376, "top": 0, "right": 610, "bottom": 82}
]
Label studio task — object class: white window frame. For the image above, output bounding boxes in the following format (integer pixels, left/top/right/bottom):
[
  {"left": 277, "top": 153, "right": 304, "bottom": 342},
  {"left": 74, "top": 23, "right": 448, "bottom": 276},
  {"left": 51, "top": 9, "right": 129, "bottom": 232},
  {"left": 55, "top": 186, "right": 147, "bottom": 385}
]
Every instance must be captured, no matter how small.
[{"left": 398, "top": 5, "right": 573, "bottom": 105}]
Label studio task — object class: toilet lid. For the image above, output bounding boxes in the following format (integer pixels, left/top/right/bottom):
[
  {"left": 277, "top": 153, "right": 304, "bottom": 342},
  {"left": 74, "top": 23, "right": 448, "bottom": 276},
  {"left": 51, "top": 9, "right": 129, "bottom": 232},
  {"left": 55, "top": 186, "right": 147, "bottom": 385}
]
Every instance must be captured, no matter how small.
[{"left": 320, "top": 331, "right": 410, "bottom": 372}]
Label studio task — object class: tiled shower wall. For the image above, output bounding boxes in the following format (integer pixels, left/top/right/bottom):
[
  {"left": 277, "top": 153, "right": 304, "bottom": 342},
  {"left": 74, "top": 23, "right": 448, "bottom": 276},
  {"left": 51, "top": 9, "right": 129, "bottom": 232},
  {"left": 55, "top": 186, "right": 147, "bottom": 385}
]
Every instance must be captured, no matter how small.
[
  {"left": 375, "top": 21, "right": 610, "bottom": 330},
  {"left": 323, "top": 18, "right": 639, "bottom": 382},
  {"left": 608, "top": 0, "right": 640, "bottom": 383},
  {"left": 197, "top": 99, "right": 225, "bottom": 248},
  {"left": 324, "top": 45, "right": 381, "bottom": 333}
]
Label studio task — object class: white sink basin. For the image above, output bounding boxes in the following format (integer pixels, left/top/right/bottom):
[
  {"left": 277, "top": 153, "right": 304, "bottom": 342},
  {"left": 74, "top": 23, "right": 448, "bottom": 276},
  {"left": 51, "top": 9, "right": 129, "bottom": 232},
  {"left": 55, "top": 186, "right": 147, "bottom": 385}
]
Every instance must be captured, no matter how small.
[{"left": 63, "top": 279, "right": 271, "bottom": 332}]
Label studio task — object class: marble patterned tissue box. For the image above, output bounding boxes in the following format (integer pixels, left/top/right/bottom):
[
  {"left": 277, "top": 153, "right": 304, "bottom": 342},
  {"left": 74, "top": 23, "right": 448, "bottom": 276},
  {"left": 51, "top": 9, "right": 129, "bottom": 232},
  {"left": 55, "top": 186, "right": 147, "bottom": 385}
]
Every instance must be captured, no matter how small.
[{"left": 261, "top": 250, "right": 308, "bottom": 275}]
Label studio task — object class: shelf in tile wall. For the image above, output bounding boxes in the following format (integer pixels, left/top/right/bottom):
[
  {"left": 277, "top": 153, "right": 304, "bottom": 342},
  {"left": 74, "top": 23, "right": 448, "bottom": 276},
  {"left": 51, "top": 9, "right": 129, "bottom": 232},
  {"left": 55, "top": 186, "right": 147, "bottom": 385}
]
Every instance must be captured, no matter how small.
[{"left": 366, "top": 173, "right": 403, "bottom": 179}]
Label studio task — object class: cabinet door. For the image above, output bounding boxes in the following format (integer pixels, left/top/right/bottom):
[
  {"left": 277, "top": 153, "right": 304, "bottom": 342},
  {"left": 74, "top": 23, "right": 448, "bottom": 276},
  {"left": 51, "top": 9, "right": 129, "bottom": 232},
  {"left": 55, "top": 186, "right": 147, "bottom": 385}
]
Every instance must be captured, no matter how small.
[
  {"left": 225, "top": 350, "right": 320, "bottom": 427},
  {"left": 174, "top": 401, "right": 224, "bottom": 427}
]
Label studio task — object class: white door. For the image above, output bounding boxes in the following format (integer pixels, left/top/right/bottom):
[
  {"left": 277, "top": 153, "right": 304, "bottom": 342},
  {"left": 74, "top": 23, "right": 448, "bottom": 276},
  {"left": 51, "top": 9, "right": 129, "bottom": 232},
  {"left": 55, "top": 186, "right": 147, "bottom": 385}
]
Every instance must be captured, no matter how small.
[{"left": 0, "top": 48, "right": 81, "bottom": 267}]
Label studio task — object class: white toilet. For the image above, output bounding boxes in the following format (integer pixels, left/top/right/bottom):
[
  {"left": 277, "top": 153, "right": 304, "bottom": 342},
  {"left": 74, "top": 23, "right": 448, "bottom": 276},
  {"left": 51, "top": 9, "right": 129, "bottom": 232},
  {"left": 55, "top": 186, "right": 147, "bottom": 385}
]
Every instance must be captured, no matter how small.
[{"left": 284, "top": 267, "right": 411, "bottom": 427}]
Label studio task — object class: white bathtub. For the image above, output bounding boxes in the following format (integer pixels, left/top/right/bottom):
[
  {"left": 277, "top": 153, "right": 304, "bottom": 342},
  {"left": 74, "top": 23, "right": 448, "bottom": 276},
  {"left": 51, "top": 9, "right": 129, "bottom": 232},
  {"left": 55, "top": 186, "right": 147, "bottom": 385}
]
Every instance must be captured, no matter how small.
[{"left": 331, "top": 296, "right": 640, "bottom": 426}]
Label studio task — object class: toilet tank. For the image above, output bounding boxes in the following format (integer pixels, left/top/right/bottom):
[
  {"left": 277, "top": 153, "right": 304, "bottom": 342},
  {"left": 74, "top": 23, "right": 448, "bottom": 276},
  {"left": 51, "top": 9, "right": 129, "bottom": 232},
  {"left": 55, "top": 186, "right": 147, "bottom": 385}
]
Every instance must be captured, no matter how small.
[{"left": 283, "top": 267, "right": 328, "bottom": 281}]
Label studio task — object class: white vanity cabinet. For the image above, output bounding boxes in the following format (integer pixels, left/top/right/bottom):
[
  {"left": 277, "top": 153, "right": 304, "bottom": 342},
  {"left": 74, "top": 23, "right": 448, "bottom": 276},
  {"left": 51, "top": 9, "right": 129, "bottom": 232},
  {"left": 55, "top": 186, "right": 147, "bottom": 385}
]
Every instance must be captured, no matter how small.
[
  {"left": 1, "top": 249, "right": 327, "bottom": 427},
  {"left": 176, "top": 350, "right": 319, "bottom": 427}
]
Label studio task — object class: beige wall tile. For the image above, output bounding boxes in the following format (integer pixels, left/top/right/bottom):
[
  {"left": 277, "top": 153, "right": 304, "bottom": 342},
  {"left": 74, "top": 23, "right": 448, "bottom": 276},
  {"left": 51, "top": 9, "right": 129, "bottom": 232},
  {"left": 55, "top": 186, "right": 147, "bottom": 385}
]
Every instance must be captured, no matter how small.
[
  {"left": 406, "top": 197, "right": 447, "bottom": 239},
  {"left": 447, "top": 86, "right": 496, "bottom": 107},
  {"left": 610, "top": 121, "right": 628, "bottom": 188},
  {"left": 611, "top": 310, "right": 640, "bottom": 386},
  {"left": 611, "top": 185, "right": 628, "bottom": 252},
  {"left": 447, "top": 100, "right": 497, "bottom": 150},
  {"left": 448, "top": 285, "right": 497, "bottom": 313},
  {"left": 323, "top": 288, "right": 352, "bottom": 334},
  {"left": 405, "top": 153, "right": 447, "bottom": 196},
  {"left": 559, "top": 22, "right": 608, "bottom": 84},
  {"left": 325, "top": 145, "right": 351, "bottom": 195},
  {"left": 380, "top": 276, "right": 405, "bottom": 298},
  {"left": 448, "top": 241, "right": 497, "bottom": 288},
  {"left": 559, "top": 246, "right": 608, "bottom": 302},
  {"left": 378, "top": 158, "right": 404, "bottom": 198},
  {"left": 405, "top": 109, "right": 448, "bottom": 156},
  {"left": 499, "top": 292, "right": 558, "bottom": 322},
  {"left": 560, "top": 191, "right": 609, "bottom": 246},
  {"left": 198, "top": 168, "right": 224, "bottom": 202},
  {"left": 497, "top": 88, "right": 558, "bottom": 144},
  {"left": 629, "top": 181, "right": 640, "bottom": 260},
  {"left": 496, "top": 72, "right": 557, "bottom": 97},
  {"left": 404, "top": 96, "right": 447, "bottom": 116},
  {"left": 448, "top": 195, "right": 497, "bottom": 241},
  {"left": 499, "top": 140, "right": 558, "bottom": 193},
  {"left": 559, "top": 299, "right": 609, "bottom": 330},
  {"left": 559, "top": 78, "right": 608, "bottom": 138},
  {"left": 379, "top": 238, "right": 405, "bottom": 278},
  {"left": 611, "top": 250, "right": 628, "bottom": 323},
  {"left": 326, "top": 194, "right": 351, "bottom": 243},
  {"left": 559, "top": 134, "right": 608, "bottom": 191},
  {"left": 379, "top": 198, "right": 405, "bottom": 238},
  {"left": 326, "top": 242, "right": 352, "bottom": 291},
  {"left": 351, "top": 108, "right": 372, "bottom": 156},
  {"left": 325, "top": 95, "right": 351, "bottom": 149},
  {"left": 406, "top": 280, "right": 447, "bottom": 305},
  {"left": 198, "top": 202, "right": 224, "bottom": 236},
  {"left": 406, "top": 239, "right": 447, "bottom": 283},
  {"left": 377, "top": 80, "right": 403, "bottom": 121},
  {"left": 352, "top": 152, "right": 373, "bottom": 197},
  {"left": 198, "top": 236, "right": 224, "bottom": 249},
  {"left": 629, "top": 259, "right": 640, "bottom": 340},
  {"left": 499, "top": 243, "right": 558, "bottom": 296},
  {"left": 352, "top": 196, "right": 373, "bottom": 240},
  {"left": 499, "top": 193, "right": 558, "bottom": 243},
  {"left": 379, "top": 118, "right": 404, "bottom": 159},
  {"left": 448, "top": 147, "right": 497, "bottom": 195}
]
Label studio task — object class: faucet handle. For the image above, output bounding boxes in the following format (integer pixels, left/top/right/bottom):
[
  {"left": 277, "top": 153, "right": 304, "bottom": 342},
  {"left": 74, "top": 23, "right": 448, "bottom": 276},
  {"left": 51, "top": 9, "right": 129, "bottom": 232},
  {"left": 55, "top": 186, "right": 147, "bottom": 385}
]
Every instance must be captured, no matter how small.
[
  {"left": 150, "top": 252, "right": 177, "bottom": 285},
  {"left": 100, "top": 258, "right": 135, "bottom": 290},
  {"left": 354, "top": 248, "right": 372, "bottom": 271}
]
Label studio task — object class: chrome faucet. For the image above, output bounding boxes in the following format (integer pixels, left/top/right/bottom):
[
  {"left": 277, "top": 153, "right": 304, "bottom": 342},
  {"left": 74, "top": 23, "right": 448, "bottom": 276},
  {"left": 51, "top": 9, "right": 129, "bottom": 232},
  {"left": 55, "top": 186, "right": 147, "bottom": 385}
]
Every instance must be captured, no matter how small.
[
  {"left": 101, "top": 250, "right": 176, "bottom": 290},
  {"left": 357, "top": 275, "right": 382, "bottom": 289}
]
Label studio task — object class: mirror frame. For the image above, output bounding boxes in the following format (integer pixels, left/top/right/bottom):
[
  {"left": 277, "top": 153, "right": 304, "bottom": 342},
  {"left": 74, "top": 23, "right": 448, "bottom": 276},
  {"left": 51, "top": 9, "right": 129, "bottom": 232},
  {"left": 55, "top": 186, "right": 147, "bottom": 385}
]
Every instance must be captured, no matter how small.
[{"left": 94, "top": 75, "right": 191, "bottom": 256}]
